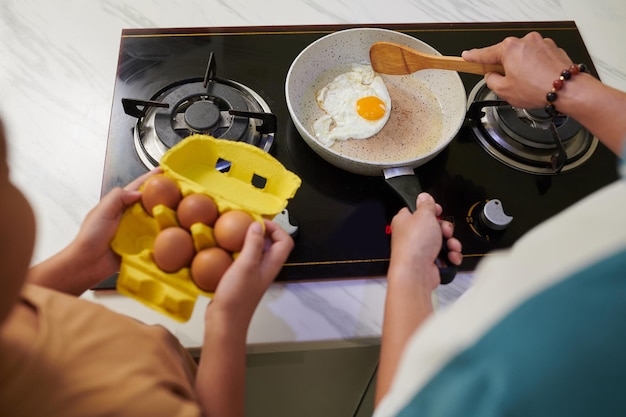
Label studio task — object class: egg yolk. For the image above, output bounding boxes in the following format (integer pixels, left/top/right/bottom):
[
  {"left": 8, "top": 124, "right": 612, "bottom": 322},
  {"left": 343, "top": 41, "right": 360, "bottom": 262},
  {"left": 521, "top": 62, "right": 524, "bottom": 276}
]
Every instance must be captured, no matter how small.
[{"left": 356, "top": 96, "right": 386, "bottom": 121}]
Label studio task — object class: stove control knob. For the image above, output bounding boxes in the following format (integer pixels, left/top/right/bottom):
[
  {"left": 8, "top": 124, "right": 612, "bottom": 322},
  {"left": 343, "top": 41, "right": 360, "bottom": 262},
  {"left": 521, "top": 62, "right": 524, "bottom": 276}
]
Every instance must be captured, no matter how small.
[
  {"left": 480, "top": 199, "right": 513, "bottom": 231},
  {"left": 272, "top": 208, "right": 299, "bottom": 237}
]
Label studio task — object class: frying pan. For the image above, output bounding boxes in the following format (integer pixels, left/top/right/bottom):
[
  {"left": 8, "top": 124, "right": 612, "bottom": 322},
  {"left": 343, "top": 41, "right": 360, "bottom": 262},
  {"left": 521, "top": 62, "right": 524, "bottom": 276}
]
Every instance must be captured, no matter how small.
[{"left": 285, "top": 28, "right": 466, "bottom": 283}]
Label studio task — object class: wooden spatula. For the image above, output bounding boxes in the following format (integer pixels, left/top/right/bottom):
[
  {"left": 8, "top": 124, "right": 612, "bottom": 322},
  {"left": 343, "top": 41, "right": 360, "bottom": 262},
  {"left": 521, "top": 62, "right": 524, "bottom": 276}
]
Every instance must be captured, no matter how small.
[{"left": 369, "top": 41, "right": 505, "bottom": 75}]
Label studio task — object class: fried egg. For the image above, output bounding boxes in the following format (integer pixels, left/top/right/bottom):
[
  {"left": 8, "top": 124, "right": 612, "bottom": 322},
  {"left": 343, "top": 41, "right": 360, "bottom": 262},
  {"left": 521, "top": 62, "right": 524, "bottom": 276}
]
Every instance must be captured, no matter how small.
[{"left": 313, "top": 63, "right": 391, "bottom": 146}]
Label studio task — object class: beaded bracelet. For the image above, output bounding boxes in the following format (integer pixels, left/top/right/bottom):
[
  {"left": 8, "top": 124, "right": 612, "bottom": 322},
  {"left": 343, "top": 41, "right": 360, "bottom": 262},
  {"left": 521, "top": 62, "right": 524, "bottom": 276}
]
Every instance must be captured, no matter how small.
[{"left": 545, "top": 63, "right": 588, "bottom": 117}]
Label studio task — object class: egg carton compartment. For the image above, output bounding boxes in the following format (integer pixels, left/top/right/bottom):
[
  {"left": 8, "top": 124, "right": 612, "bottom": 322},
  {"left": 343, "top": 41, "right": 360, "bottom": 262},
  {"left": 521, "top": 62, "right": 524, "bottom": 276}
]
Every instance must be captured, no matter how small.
[
  {"left": 162, "top": 134, "right": 301, "bottom": 217},
  {"left": 111, "top": 135, "right": 302, "bottom": 322}
]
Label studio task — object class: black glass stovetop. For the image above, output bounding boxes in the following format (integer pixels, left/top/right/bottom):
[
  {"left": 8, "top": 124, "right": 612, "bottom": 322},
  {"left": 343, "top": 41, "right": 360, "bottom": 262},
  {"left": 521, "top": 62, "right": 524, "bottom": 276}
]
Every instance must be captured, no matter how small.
[{"left": 98, "top": 22, "right": 619, "bottom": 288}]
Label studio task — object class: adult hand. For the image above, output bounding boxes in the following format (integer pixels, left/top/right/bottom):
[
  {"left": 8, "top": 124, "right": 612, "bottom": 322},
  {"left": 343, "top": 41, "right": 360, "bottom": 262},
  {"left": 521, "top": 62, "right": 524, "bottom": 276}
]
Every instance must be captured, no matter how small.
[
  {"left": 462, "top": 31, "right": 574, "bottom": 109},
  {"left": 388, "top": 193, "right": 462, "bottom": 289},
  {"left": 207, "top": 219, "right": 294, "bottom": 327}
]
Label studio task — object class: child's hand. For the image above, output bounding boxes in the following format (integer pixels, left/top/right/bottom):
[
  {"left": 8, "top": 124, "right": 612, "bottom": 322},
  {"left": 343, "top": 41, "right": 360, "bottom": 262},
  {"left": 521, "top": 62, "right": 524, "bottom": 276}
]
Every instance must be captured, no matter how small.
[
  {"left": 207, "top": 219, "right": 294, "bottom": 327},
  {"left": 68, "top": 168, "right": 162, "bottom": 287},
  {"left": 27, "top": 168, "right": 163, "bottom": 294}
]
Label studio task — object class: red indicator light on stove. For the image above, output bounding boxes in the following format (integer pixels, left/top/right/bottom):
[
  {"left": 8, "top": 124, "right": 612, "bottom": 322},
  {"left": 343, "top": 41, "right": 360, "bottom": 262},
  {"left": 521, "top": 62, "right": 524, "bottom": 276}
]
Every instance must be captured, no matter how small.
[{"left": 386, "top": 216, "right": 443, "bottom": 235}]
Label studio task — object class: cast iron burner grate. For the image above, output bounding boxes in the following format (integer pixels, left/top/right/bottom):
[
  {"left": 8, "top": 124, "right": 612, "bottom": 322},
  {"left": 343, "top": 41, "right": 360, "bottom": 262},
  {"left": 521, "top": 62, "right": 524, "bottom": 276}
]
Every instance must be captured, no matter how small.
[
  {"left": 121, "top": 52, "right": 277, "bottom": 169},
  {"left": 466, "top": 79, "right": 597, "bottom": 174}
]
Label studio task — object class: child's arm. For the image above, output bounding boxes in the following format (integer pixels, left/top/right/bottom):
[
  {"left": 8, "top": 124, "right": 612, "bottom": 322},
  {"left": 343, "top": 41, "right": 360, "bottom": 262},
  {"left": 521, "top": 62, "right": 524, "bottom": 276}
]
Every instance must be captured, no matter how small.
[
  {"left": 26, "top": 169, "right": 159, "bottom": 295},
  {"left": 195, "top": 220, "right": 293, "bottom": 417}
]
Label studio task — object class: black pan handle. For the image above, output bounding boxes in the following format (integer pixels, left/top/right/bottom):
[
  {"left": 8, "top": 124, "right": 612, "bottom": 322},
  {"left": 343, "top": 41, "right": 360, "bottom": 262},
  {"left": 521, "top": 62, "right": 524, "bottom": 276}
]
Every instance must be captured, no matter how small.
[{"left": 384, "top": 167, "right": 457, "bottom": 285}]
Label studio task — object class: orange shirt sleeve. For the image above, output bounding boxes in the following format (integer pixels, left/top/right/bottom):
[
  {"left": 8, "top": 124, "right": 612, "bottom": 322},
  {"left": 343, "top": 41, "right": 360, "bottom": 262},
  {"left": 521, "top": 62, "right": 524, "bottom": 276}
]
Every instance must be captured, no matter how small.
[{"left": 0, "top": 285, "right": 201, "bottom": 417}]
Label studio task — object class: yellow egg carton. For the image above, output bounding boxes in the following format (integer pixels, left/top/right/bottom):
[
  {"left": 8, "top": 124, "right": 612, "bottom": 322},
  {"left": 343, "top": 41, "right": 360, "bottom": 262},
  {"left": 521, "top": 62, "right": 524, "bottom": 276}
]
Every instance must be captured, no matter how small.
[{"left": 110, "top": 134, "right": 302, "bottom": 322}]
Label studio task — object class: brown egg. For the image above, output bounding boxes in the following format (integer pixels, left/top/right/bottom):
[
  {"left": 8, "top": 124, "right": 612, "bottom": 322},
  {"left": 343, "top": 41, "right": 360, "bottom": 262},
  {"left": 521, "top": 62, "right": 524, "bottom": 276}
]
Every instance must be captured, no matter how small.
[
  {"left": 177, "top": 193, "right": 219, "bottom": 229},
  {"left": 213, "top": 210, "right": 255, "bottom": 253},
  {"left": 141, "top": 174, "right": 182, "bottom": 215},
  {"left": 191, "top": 247, "right": 233, "bottom": 292},
  {"left": 152, "top": 227, "right": 195, "bottom": 273}
]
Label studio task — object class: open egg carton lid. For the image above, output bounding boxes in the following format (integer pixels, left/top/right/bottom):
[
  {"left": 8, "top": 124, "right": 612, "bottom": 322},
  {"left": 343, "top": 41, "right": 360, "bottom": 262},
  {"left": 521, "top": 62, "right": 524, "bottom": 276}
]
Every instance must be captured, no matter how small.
[{"left": 111, "top": 134, "right": 302, "bottom": 322}]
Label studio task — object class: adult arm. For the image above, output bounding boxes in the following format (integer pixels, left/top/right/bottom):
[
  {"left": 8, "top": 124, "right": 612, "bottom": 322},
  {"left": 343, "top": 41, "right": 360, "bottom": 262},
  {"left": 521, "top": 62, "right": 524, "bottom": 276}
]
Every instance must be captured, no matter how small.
[
  {"left": 375, "top": 193, "right": 462, "bottom": 406},
  {"left": 462, "top": 32, "right": 626, "bottom": 155}
]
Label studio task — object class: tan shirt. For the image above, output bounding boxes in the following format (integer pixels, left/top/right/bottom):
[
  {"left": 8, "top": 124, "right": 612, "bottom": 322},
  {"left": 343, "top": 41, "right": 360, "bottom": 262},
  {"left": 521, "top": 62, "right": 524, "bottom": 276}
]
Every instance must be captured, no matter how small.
[{"left": 0, "top": 284, "right": 201, "bottom": 417}]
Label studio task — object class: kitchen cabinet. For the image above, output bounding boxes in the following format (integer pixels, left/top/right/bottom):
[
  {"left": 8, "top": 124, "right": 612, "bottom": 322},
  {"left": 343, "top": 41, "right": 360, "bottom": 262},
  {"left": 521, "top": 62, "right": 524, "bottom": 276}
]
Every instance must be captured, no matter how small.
[{"left": 245, "top": 345, "right": 379, "bottom": 417}]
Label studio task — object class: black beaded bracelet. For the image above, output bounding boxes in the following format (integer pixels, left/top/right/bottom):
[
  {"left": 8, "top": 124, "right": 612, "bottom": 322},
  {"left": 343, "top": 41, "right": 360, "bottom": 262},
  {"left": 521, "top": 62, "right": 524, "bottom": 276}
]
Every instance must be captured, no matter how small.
[{"left": 545, "top": 63, "right": 588, "bottom": 117}]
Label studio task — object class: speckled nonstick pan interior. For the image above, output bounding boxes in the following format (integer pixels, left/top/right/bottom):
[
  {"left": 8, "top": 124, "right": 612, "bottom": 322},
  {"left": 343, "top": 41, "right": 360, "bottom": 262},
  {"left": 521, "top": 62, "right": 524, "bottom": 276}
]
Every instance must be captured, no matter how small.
[
  {"left": 285, "top": 28, "right": 466, "bottom": 184},
  {"left": 285, "top": 28, "right": 466, "bottom": 283}
]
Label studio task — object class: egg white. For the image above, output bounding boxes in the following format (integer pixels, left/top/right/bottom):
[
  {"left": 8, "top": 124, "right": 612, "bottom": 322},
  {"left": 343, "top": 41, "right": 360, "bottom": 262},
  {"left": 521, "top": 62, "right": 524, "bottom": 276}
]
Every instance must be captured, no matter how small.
[{"left": 313, "top": 63, "right": 392, "bottom": 146}]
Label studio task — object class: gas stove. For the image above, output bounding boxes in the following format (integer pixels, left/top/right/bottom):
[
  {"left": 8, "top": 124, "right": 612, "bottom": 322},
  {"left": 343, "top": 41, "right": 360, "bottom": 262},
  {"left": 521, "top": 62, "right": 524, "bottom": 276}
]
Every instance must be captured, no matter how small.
[
  {"left": 467, "top": 80, "right": 597, "bottom": 175},
  {"left": 97, "top": 22, "right": 619, "bottom": 289},
  {"left": 121, "top": 51, "right": 277, "bottom": 169}
]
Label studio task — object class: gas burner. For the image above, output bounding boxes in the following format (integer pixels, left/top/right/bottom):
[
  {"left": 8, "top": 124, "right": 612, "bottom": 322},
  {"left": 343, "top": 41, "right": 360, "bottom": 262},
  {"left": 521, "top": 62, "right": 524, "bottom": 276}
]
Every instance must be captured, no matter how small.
[
  {"left": 466, "top": 79, "right": 597, "bottom": 175},
  {"left": 122, "top": 53, "right": 277, "bottom": 169}
]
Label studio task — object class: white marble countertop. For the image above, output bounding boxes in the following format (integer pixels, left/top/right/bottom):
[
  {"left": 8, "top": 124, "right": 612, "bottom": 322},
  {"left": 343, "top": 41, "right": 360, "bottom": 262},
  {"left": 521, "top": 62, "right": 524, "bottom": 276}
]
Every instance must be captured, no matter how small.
[{"left": 2, "top": 0, "right": 625, "bottom": 352}]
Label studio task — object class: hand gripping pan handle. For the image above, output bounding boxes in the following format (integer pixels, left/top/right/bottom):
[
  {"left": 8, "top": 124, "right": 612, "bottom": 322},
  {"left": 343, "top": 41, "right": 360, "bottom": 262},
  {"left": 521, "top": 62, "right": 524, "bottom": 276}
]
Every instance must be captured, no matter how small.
[{"left": 384, "top": 167, "right": 457, "bottom": 285}]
